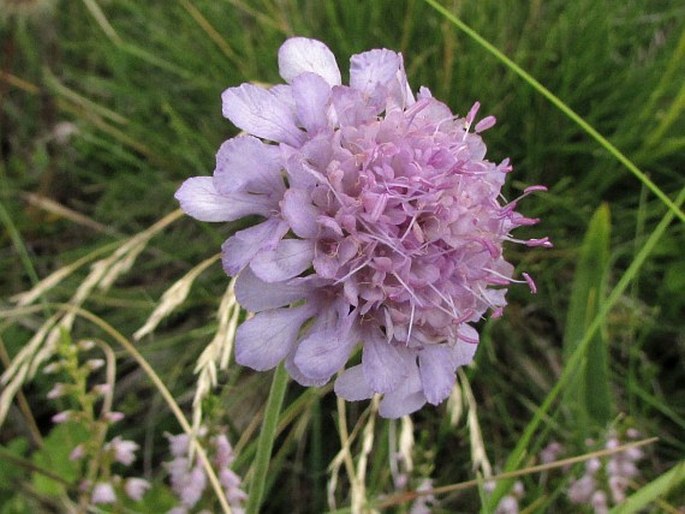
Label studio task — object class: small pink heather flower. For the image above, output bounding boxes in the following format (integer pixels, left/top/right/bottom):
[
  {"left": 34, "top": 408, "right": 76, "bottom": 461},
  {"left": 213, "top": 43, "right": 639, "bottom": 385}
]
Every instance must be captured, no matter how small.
[
  {"left": 103, "top": 411, "right": 125, "bottom": 423},
  {"left": 166, "top": 432, "right": 191, "bottom": 457},
  {"left": 164, "top": 431, "right": 247, "bottom": 512},
  {"left": 176, "top": 37, "right": 550, "bottom": 418},
  {"left": 69, "top": 444, "right": 85, "bottom": 461},
  {"left": 124, "top": 477, "right": 151, "bottom": 501},
  {"left": 166, "top": 457, "right": 207, "bottom": 508},
  {"left": 409, "top": 478, "right": 437, "bottom": 514},
  {"left": 106, "top": 435, "right": 140, "bottom": 466},
  {"left": 91, "top": 482, "right": 117, "bottom": 504},
  {"left": 567, "top": 430, "right": 645, "bottom": 511},
  {"left": 46, "top": 383, "right": 66, "bottom": 399},
  {"left": 539, "top": 441, "right": 564, "bottom": 464},
  {"left": 92, "top": 383, "right": 111, "bottom": 396},
  {"left": 51, "top": 410, "right": 72, "bottom": 424}
]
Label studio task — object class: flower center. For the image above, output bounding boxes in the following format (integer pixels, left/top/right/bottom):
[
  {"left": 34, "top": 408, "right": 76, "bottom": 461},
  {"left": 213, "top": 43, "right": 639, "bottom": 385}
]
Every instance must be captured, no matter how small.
[{"left": 308, "top": 100, "right": 510, "bottom": 345}]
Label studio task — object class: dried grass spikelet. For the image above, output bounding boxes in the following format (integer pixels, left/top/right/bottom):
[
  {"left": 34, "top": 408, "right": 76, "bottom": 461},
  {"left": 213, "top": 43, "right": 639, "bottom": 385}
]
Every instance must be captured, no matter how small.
[
  {"left": 458, "top": 369, "right": 493, "bottom": 478},
  {"left": 134, "top": 253, "right": 220, "bottom": 341},
  {"left": 98, "top": 209, "right": 183, "bottom": 291},
  {"left": 398, "top": 416, "right": 415, "bottom": 476},
  {"left": 327, "top": 398, "right": 380, "bottom": 514},
  {"left": 0, "top": 315, "right": 58, "bottom": 425},
  {"left": 446, "top": 380, "right": 464, "bottom": 428},
  {"left": 353, "top": 396, "right": 379, "bottom": 513},
  {"left": 11, "top": 248, "right": 107, "bottom": 307},
  {"left": 0, "top": 209, "right": 183, "bottom": 427},
  {"left": 388, "top": 414, "right": 416, "bottom": 491},
  {"left": 191, "top": 279, "right": 240, "bottom": 436}
]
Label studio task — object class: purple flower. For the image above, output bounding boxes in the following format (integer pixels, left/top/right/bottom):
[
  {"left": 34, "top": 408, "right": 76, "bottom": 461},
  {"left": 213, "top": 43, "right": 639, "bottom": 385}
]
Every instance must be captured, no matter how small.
[
  {"left": 91, "top": 482, "right": 117, "bottom": 504},
  {"left": 51, "top": 410, "right": 72, "bottom": 424},
  {"left": 105, "top": 436, "right": 139, "bottom": 466},
  {"left": 69, "top": 444, "right": 85, "bottom": 461},
  {"left": 166, "top": 457, "right": 207, "bottom": 508},
  {"left": 124, "top": 477, "right": 151, "bottom": 501},
  {"left": 103, "top": 411, "right": 125, "bottom": 423},
  {"left": 176, "top": 37, "right": 550, "bottom": 418}
]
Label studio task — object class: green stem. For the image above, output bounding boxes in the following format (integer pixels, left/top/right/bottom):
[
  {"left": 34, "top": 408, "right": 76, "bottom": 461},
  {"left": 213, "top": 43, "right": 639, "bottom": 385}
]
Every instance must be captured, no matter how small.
[{"left": 246, "top": 363, "right": 289, "bottom": 514}]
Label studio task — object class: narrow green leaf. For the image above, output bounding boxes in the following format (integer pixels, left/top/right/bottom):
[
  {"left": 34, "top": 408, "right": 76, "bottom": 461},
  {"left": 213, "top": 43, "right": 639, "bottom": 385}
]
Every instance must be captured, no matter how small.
[
  {"left": 610, "top": 461, "right": 685, "bottom": 513},
  {"left": 563, "top": 203, "right": 613, "bottom": 426},
  {"left": 246, "top": 363, "right": 289, "bottom": 514}
]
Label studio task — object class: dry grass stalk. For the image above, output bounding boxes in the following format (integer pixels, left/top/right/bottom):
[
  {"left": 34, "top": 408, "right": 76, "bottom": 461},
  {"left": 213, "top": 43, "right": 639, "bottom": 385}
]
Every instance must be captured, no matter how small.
[
  {"left": 134, "top": 253, "right": 220, "bottom": 341},
  {"left": 0, "top": 210, "right": 183, "bottom": 426},
  {"left": 458, "top": 369, "right": 493, "bottom": 478},
  {"left": 191, "top": 279, "right": 239, "bottom": 437}
]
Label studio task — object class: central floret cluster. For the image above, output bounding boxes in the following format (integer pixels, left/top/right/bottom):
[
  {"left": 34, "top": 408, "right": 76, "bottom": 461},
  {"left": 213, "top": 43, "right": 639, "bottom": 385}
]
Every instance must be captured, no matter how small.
[{"left": 176, "top": 37, "right": 550, "bottom": 418}]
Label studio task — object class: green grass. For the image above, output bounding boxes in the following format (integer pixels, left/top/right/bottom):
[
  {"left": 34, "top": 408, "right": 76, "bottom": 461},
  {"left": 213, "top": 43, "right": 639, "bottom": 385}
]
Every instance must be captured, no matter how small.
[{"left": 1, "top": 0, "right": 684, "bottom": 512}]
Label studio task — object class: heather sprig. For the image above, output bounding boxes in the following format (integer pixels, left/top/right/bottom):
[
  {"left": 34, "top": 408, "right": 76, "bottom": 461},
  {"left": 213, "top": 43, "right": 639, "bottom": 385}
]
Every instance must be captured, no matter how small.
[
  {"left": 164, "top": 428, "right": 247, "bottom": 514},
  {"left": 42, "top": 334, "right": 150, "bottom": 508},
  {"left": 565, "top": 429, "right": 646, "bottom": 513}
]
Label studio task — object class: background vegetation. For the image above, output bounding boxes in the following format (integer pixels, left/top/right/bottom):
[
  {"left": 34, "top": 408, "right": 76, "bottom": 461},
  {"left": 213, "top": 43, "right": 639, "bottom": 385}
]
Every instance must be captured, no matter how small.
[{"left": 1, "top": 0, "right": 683, "bottom": 512}]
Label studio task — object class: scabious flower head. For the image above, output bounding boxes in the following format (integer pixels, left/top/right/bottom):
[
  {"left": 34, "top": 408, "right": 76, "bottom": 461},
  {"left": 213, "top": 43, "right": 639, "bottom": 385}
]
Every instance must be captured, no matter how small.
[{"left": 176, "top": 37, "right": 550, "bottom": 418}]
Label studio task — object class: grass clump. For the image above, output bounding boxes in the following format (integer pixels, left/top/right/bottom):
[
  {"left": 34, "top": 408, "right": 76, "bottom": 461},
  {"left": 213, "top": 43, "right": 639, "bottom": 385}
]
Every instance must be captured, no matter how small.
[{"left": 1, "top": 1, "right": 683, "bottom": 512}]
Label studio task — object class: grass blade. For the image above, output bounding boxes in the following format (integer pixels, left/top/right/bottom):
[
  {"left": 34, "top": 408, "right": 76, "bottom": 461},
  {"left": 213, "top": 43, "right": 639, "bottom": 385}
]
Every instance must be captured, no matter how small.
[
  {"left": 421, "top": 0, "right": 684, "bottom": 224},
  {"left": 246, "top": 363, "right": 289, "bottom": 514},
  {"left": 563, "top": 203, "right": 613, "bottom": 426}
]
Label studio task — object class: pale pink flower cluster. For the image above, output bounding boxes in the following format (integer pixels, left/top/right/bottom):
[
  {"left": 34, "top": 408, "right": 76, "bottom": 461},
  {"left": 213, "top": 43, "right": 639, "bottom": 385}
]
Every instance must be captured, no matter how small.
[
  {"left": 164, "top": 431, "right": 247, "bottom": 513},
  {"left": 484, "top": 480, "right": 525, "bottom": 514},
  {"left": 408, "top": 478, "right": 437, "bottom": 514},
  {"left": 83, "top": 428, "right": 150, "bottom": 505},
  {"left": 43, "top": 349, "right": 150, "bottom": 506},
  {"left": 539, "top": 429, "right": 644, "bottom": 513}
]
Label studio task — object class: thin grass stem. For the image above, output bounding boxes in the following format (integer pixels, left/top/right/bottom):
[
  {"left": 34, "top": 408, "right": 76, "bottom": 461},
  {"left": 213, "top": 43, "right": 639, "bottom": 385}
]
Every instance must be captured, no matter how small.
[{"left": 422, "top": 0, "right": 684, "bottom": 224}]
